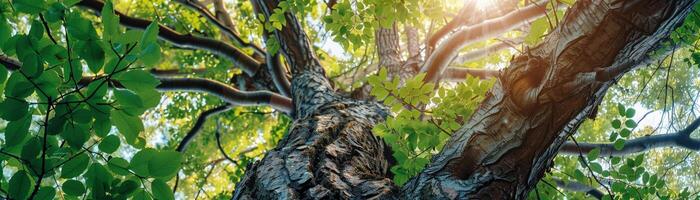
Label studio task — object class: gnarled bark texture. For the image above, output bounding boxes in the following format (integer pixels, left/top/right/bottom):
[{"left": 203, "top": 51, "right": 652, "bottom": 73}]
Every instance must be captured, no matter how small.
[{"left": 233, "top": 0, "right": 697, "bottom": 199}]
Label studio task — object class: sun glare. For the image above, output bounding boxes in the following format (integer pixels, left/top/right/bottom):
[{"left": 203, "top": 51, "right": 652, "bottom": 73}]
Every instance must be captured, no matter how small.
[{"left": 474, "top": 0, "right": 497, "bottom": 10}]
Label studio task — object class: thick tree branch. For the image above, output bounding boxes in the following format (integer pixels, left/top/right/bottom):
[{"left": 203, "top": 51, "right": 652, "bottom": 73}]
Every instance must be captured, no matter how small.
[
  {"left": 77, "top": 0, "right": 262, "bottom": 76},
  {"left": 559, "top": 116, "right": 700, "bottom": 157},
  {"left": 252, "top": 1, "right": 324, "bottom": 75},
  {"left": 154, "top": 77, "right": 292, "bottom": 113},
  {"left": 0, "top": 55, "right": 293, "bottom": 114},
  {"left": 149, "top": 68, "right": 208, "bottom": 76},
  {"left": 254, "top": 0, "right": 337, "bottom": 118},
  {"left": 252, "top": 0, "right": 292, "bottom": 98},
  {"left": 425, "top": 0, "right": 526, "bottom": 55},
  {"left": 553, "top": 178, "right": 604, "bottom": 199},
  {"left": 173, "top": 0, "right": 266, "bottom": 59},
  {"left": 421, "top": 2, "right": 562, "bottom": 83},
  {"left": 442, "top": 39, "right": 521, "bottom": 81},
  {"left": 443, "top": 68, "right": 499, "bottom": 81},
  {"left": 264, "top": 50, "right": 292, "bottom": 97},
  {"left": 454, "top": 40, "right": 518, "bottom": 65},
  {"left": 176, "top": 104, "right": 232, "bottom": 152}
]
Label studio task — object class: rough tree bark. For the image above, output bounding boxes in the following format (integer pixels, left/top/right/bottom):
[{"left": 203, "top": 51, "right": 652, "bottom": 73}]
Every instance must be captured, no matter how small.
[
  {"left": 232, "top": 0, "right": 697, "bottom": 199},
  {"left": 352, "top": 24, "right": 408, "bottom": 99}
]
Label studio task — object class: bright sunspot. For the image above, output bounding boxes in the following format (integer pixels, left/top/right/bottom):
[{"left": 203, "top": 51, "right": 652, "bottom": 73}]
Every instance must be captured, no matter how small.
[{"left": 474, "top": 0, "right": 497, "bottom": 10}]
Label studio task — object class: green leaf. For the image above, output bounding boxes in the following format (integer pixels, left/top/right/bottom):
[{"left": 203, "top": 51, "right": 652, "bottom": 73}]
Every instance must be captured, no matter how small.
[
  {"left": 86, "top": 80, "right": 109, "bottom": 100},
  {"left": 524, "top": 17, "right": 548, "bottom": 45},
  {"left": 62, "top": 123, "right": 88, "bottom": 149},
  {"left": 62, "top": 180, "right": 86, "bottom": 196},
  {"left": 5, "top": 114, "right": 32, "bottom": 147},
  {"left": 0, "top": 17, "right": 11, "bottom": 48},
  {"left": 625, "top": 108, "right": 636, "bottom": 118},
  {"left": 139, "top": 43, "right": 161, "bottom": 67},
  {"left": 587, "top": 147, "right": 601, "bottom": 161},
  {"left": 625, "top": 119, "right": 637, "bottom": 128},
  {"left": 114, "top": 179, "right": 139, "bottom": 194},
  {"left": 614, "top": 139, "right": 626, "bottom": 150},
  {"left": 611, "top": 119, "right": 621, "bottom": 129},
  {"left": 130, "top": 148, "right": 156, "bottom": 177},
  {"left": 132, "top": 189, "right": 153, "bottom": 200},
  {"left": 63, "top": 0, "right": 81, "bottom": 6},
  {"left": 612, "top": 181, "right": 626, "bottom": 193},
  {"left": 0, "top": 98, "right": 29, "bottom": 121},
  {"left": 5, "top": 72, "right": 35, "bottom": 98},
  {"left": 573, "top": 169, "right": 586, "bottom": 182},
  {"left": 13, "top": 0, "right": 48, "bottom": 14},
  {"left": 84, "top": 164, "right": 114, "bottom": 199},
  {"left": 29, "top": 20, "right": 45, "bottom": 40},
  {"left": 99, "top": 135, "right": 120, "bottom": 153},
  {"left": 140, "top": 22, "right": 159, "bottom": 48},
  {"left": 620, "top": 128, "right": 631, "bottom": 137},
  {"left": 62, "top": 59, "right": 82, "bottom": 83},
  {"left": 115, "top": 70, "right": 161, "bottom": 93},
  {"left": 617, "top": 103, "right": 626, "bottom": 117},
  {"left": 0, "top": 63, "right": 7, "bottom": 84},
  {"left": 590, "top": 162, "right": 603, "bottom": 174},
  {"left": 21, "top": 137, "right": 41, "bottom": 160},
  {"left": 61, "top": 153, "right": 90, "bottom": 178},
  {"left": 39, "top": 44, "right": 68, "bottom": 65},
  {"left": 150, "top": 179, "right": 174, "bottom": 200},
  {"left": 135, "top": 88, "right": 162, "bottom": 109},
  {"left": 93, "top": 112, "right": 112, "bottom": 137},
  {"left": 114, "top": 89, "right": 145, "bottom": 115},
  {"left": 111, "top": 109, "right": 144, "bottom": 144},
  {"left": 101, "top": 1, "right": 120, "bottom": 40},
  {"left": 107, "top": 157, "right": 131, "bottom": 176},
  {"left": 35, "top": 186, "right": 56, "bottom": 200},
  {"left": 46, "top": 116, "right": 67, "bottom": 135},
  {"left": 78, "top": 40, "right": 105, "bottom": 73},
  {"left": 36, "top": 70, "right": 61, "bottom": 99},
  {"left": 609, "top": 131, "right": 618, "bottom": 142},
  {"left": 66, "top": 12, "right": 97, "bottom": 40},
  {"left": 148, "top": 150, "right": 182, "bottom": 178},
  {"left": 71, "top": 108, "right": 93, "bottom": 124},
  {"left": 19, "top": 53, "right": 43, "bottom": 78},
  {"left": 9, "top": 170, "right": 32, "bottom": 200},
  {"left": 45, "top": 3, "right": 66, "bottom": 22}
]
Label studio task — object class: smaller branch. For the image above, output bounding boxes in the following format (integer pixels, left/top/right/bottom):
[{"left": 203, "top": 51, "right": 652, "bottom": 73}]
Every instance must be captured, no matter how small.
[
  {"left": 0, "top": 55, "right": 21, "bottom": 70},
  {"left": 265, "top": 52, "right": 292, "bottom": 97},
  {"left": 154, "top": 77, "right": 293, "bottom": 114},
  {"left": 77, "top": 0, "right": 261, "bottom": 76},
  {"left": 176, "top": 104, "right": 232, "bottom": 152},
  {"left": 553, "top": 178, "right": 604, "bottom": 199},
  {"left": 443, "top": 68, "right": 499, "bottom": 81},
  {"left": 421, "top": 1, "right": 565, "bottom": 83},
  {"left": 560, "top": 116, "right": 700, "bottom": 157},
  {"left": 446, "top": 38, "right": 522, "bottom": 69},
  {"left": 215, "top": 122, "right": 237, "bottom": 165},
  {"left": 260, "top": 32, "right": 292, "bottom": 97},
  {"left": 173, "top": 0, "right": 265, "bottom": 58},
  {"left": 0, "top": 55, "right": 294, "bottom": 114},
  {"left": 149, "top": 68, "right": 207, "bottom": 76},
  {"left": 426, "top": 1, "right": 475, "bottom": 54}
]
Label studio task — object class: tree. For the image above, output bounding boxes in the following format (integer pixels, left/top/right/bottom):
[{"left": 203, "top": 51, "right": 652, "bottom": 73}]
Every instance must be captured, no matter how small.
[{"left": 0, "top": 0, "right": 699, "bottom": 199}]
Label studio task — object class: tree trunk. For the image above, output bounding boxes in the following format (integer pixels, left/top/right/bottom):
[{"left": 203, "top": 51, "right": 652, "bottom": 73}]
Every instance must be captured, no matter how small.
[{"left": 234, "top": 0, "right": 696, "bottom": 199}]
